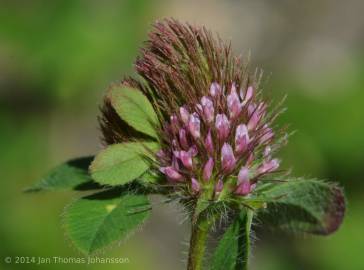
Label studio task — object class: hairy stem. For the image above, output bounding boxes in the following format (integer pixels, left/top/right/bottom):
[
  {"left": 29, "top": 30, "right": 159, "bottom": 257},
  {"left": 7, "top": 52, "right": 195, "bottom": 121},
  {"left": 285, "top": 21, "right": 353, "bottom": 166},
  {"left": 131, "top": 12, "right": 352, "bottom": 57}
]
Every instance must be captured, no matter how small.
[
  {"left": 237, "top": 209, "right": 254, "bottom": 270},
  {"left": 187, "top": 205, "right": 212, "bottom": 270}
]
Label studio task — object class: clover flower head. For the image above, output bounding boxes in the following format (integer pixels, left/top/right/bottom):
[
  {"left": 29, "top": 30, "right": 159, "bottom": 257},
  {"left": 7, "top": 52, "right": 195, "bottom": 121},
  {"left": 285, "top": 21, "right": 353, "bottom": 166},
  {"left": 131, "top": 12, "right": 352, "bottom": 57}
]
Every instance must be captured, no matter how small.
[
  {"left": 157, "top": 81, "right": 280, "bottom": 199},
  {"left": 100, "top": 19, "right": 287, "bottom": 202}
]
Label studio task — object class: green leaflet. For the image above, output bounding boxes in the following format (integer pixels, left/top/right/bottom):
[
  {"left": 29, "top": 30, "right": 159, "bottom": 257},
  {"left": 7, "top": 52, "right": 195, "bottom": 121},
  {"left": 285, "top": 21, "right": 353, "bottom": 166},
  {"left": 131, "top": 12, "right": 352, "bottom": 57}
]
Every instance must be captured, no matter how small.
[
  {"left": 26, "top": 156, "right": 100, "bottom": 192},
  {"left": 109, "top": 86, "right": 159, "bottom": 140},
  {"left": 211, "top": 210, "right": 253, "bottom": 270},
  {"left": 257, "top": 178, "right": 345, "bottom": 235},
  {"left": 64, "top": 190, "right": 151, "bottom": 254},
  {"left": 90, "top": 141, "right": 158, "bottom": 186}
]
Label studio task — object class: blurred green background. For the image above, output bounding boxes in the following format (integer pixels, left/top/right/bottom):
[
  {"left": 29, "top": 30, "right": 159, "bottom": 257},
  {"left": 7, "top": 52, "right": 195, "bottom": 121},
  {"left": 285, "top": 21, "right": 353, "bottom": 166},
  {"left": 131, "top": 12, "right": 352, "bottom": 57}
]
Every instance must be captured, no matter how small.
[{"left": 1, "top": 1, "right": 363, "bottom": 269}]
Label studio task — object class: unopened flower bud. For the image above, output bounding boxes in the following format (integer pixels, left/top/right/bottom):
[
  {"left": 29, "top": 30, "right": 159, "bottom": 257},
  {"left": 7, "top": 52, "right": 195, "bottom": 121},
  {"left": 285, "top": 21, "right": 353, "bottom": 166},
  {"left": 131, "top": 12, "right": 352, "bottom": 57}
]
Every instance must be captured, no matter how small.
[
  {"left": 180, "top": 107, "right": 190, "bottom": 125},
  {"left": 238, "top": 166, "right": 249, "bottom": 184},
  {"left": 203, "top": 157, "right": 214, "bottom": 181},
  {"left": 172, "top": 155, "right": 180, "bottom": 170},
  {"left": 188, "top": 112, "right": 201, "bottom": 139},
  {"left": 221, "top": 143, "right": 236, "bottom": 173},
  {"left": 160, "top": 166, "right": 183, "bottom": 182},
  {"left": 215, "top": 114, "right": 230, "bottom": 141},
  {"left": 242, "top": 86, "right": 254, "bottom": 104},
  {"left": 179, "top": 129, "right": 189, "bottom": 150},
  {"left": 204, "top": 129, "right": 214, "bottom": 155},
  {"left": 235, "top": 124, "right": 249, "bottom": 154},
  {"left": 179, "top": 150, "right": 193, "bottom": 170},
  {"left": 248, "top": 103, "right": 256, "bottom": 116},
  {"left": 235, "top": 181, "right": 251, "bottom": 196},
  {"left": 227, "top": 84, "right": 242, "bottom": 119},
  {"left": 247, "top": 103, "right": 265, "bottom": 131},
  {"left": 235, "top": 167, "right": 251, "bottom": 195},
  {"left": 191, "top": 177, "right": 200, "bottom": 193},
  {"left": 210, "top": 82, "right": 221, "bottom": 97},
  {"left": 248, "top": 114, "right": 259, "bottom": 131},
  {"left": 201, "top": 96, "right": 215, "bottom": 123},
  {"left": 257, "top": 159, "right": 280, "bottom": 174}
]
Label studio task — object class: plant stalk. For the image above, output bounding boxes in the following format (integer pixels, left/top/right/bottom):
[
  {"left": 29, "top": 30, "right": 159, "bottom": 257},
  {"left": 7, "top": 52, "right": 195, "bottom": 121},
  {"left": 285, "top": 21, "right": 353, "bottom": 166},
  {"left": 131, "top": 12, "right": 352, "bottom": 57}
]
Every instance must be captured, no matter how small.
[
  {"left": 237, "top": 209, "right": 254, "bottom": 270},
  {"left": 187, "top": 204, "right": 212, "bottom": 270}
]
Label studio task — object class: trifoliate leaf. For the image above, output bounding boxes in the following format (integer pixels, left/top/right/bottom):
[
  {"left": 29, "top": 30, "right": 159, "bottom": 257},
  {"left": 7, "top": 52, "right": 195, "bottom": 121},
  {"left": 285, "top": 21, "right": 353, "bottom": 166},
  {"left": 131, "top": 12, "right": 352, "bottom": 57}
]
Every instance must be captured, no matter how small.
[
  {"left": 90, "top": 141, "right": 158, "bottom": 186},
  {"left": 109, "top": 86, "right": 159, "bottom": 139},
  {"left": 211, "top": 210, "right": 253, "bottom": 270},
  {"left": 64, "top": 190, "right": 151, "bottom": 254},
  {"left": 26, "top": 156, "right": 100, "bottom": 192},
  {"left": 256, "top": 178, "right": 345, "bottom": 235}
]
